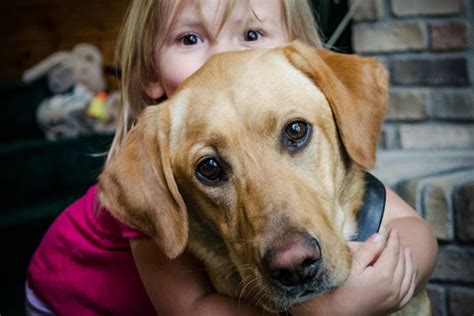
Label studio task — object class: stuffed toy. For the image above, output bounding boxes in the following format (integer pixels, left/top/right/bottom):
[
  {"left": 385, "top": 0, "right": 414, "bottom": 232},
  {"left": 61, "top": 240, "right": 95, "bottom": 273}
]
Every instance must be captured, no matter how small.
[
  {"left": 22, "top": 43, "right": 106, "bottom": 94},
  {"left": 36, "top": 86, "right": 120, "bottom": 141},
  {"left": 36, "top": 84, "right": 94, "bottom": 140},
  {"left": 24, "top": 43, "right": 120, "bottom": 140}
]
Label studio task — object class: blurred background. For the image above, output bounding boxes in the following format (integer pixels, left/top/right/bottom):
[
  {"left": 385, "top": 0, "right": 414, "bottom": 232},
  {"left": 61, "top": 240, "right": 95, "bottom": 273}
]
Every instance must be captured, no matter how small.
[{"left": 0, "top": 0, "right": 472, "bottom": 315}]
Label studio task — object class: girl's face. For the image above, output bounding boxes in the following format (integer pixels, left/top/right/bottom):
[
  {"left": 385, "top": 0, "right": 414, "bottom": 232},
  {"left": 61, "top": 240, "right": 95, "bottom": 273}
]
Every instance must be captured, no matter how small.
[{"left": 146, "top": 0, "right": 290, "bottom": 99}]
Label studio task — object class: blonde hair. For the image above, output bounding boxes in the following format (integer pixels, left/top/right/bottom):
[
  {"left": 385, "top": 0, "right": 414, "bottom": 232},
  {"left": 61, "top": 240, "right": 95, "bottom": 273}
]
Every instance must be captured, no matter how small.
[{"left": 108, "top": 0, "right": 322, "bottom": 163}]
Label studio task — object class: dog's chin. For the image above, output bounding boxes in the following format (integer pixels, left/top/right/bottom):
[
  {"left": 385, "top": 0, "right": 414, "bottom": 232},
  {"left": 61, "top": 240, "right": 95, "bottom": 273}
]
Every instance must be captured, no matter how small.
[{"left": 257, "top": 272, "right": 345, "bottom": 312}]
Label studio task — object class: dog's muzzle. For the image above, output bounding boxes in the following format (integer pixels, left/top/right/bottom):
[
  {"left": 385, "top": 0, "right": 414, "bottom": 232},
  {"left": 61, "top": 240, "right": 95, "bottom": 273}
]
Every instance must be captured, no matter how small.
[{"left": 262, "top": 233, "right": 321, "bottom": 289}]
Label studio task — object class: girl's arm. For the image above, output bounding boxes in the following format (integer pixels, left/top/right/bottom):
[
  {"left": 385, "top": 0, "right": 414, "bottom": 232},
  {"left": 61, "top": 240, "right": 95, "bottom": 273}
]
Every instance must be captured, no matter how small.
[
  {"left": 130, "top": 238, "right": 273, "bottom": 316},
  {"left": 383, "top": 187, "right": 438, "bottom": 292}
]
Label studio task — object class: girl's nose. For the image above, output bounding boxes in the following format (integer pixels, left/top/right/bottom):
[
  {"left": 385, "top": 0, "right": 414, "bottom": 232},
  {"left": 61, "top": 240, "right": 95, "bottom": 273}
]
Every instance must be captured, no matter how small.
[{"left": 211, "top": 41, "right": 245, "bottom": 55}]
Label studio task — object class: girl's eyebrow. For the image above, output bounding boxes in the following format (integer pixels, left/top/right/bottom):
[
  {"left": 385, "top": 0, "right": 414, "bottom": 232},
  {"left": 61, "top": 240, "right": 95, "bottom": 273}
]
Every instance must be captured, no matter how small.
[
  {"left": 246, "top": 15, "right": 264, "bottom": 23},
  {"left": 173, "top": 12, "right": 203, "bottom": 27},
  {"left": 171, "top": 15, "right": 209, "bottom": 34},
  {"left": 170, "top": 17, "right": 213, "bottom": 40},
  {"left": 174, "top": 21, "right": 205, "bottom": 30}
]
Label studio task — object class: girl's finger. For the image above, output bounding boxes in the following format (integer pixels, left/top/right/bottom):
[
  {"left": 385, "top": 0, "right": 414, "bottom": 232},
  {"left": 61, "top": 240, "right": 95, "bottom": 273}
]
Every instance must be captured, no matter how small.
[
  {"left": 392, "top": 245, "right": 406, "bottom": 290},
  {"left": 374, "top": 229, "right": 401, "bottom": 273},
  {"left": 351, "top": 233, "right": 384, "bottom": 273},
  {"left": 398, "top": 248, "right": 414, "bottom": 300},
  {"left": 398, "top": 265, "right": 417, "bottom": 309},
  {"left": 398, "top": 250, "right": 416, "bottom": 308}
]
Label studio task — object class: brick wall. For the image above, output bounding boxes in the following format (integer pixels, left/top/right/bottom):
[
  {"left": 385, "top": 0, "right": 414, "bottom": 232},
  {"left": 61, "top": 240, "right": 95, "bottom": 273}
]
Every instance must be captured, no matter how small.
[
  {"left": 350, "top": 0, "right": 474, "bottom": 315},
  {"left": 0, "top": 0, "right": 128, "bottom": 82}
]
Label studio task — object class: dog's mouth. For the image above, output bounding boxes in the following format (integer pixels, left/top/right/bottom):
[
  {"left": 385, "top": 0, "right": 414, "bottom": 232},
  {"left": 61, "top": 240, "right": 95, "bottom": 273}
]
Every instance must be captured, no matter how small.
[
  {"left": 252, "top": 270, "right": 341, "bottom": 312},
  {"left": 296, "top": 289, "right": 319, "bottom": 300}
]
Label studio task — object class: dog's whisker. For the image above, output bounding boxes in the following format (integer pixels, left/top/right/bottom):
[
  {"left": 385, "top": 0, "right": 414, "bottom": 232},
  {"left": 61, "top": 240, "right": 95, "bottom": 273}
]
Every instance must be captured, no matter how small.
[
  {"left": 237, "top": 264, "right": 254, "bottom": 272},
  {"left": 237, "top": 276, "right": 253, "bottom": 298},
  {"left": 237, "top": 278, "right": 251, "bottom": 310},
  {"left": 245, "top": 278, "right": 267, "bottom": 308},
  {"left": 238, "top": 275, "right": 260, "bottom": 305},
  {"left": 223, "top": 268, "right": 240, "bottom": 282},
  {"left": 230, "top": 264, "right": 253, "bottom": 283},
  {"left": 235, "top": 273, "right": 251, "bottom": 294},
  {"left": 251, "top": 287, "right": 269, "bottom": 312}
]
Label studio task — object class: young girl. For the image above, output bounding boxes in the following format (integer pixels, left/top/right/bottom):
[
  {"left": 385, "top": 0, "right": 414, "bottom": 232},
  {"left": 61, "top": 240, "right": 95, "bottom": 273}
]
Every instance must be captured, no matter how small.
[{"left": 26, "top": 1, "right": 438, "bottom": 315}]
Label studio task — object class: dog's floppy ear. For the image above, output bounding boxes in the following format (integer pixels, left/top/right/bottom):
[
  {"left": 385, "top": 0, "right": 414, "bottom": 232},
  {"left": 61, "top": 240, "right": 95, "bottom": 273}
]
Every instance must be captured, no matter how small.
[
  {"left": 98, "top": 105, "right": 188, "bottom": 259},
  {"left": 283, "top": 40, "right": 388, "bottom": 170}
]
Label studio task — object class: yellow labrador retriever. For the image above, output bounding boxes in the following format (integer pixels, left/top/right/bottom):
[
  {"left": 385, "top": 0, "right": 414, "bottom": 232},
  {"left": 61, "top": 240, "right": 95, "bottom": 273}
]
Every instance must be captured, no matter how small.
[{"left": 99, "top": 41, "right": 429, "bottom": 314}]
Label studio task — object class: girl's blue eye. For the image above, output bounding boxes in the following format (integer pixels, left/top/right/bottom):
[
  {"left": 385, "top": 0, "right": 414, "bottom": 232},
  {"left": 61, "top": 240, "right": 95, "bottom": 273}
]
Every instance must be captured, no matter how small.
[
  {"left": 180, "top": 34, "right": 200, "bottom": 45},
  {"left": 244, "top": 30, "right": 261, "bottom": 41}
]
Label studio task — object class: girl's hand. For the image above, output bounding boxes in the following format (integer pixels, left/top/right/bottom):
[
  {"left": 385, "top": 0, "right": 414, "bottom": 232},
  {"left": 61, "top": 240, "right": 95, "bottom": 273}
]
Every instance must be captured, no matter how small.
[{"left": 292, "top": 229, "right": 416, "bottom": 316}]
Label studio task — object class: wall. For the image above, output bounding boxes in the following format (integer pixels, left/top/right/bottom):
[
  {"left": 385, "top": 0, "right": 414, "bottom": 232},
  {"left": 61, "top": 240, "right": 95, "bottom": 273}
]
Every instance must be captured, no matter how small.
[
  {"left": 0, "top": 0, "right": 128, "bottom": 81},
  {"left": 351, "top": 0, "right": 474, "bottom": 315}
]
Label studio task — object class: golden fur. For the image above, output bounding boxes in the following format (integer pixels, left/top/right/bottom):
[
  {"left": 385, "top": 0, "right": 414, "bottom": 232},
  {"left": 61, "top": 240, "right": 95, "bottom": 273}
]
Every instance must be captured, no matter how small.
[{"left": 99, "top": 41, "right": 429, "bottom": 314}]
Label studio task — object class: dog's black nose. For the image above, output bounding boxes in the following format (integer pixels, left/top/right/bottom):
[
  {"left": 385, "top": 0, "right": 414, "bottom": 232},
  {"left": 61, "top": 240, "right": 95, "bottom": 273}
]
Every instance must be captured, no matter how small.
[{"left": 263, "top": 233, "right": 321, "bottom": 287}]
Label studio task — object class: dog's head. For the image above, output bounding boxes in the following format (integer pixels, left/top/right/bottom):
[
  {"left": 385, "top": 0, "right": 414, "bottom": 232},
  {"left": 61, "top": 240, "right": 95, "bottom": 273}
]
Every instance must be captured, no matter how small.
[{"left": 99, "top": 41, "right": 387, "bottom": 311}]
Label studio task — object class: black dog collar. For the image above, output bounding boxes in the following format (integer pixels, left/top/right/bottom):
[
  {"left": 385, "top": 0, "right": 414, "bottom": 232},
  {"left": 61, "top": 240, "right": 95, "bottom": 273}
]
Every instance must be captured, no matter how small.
[{"left": 350, "top": 172, "right": 386, "bottom": 242}]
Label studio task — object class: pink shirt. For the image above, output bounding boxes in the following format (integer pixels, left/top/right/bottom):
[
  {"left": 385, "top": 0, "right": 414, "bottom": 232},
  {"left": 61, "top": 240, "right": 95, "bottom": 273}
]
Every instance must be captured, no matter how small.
[{"left": 27, "top": 185, "right": 156, "bottom": 315}]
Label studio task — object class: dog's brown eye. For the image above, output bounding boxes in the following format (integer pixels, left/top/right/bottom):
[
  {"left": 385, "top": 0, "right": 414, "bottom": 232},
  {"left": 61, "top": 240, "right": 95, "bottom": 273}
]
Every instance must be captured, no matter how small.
[
  {"left": 286, "top": 122, "right": 307, "bottom": 141},
  {"left": 283, "top": 120, "right": 312, "bottom": 152},
  {"left": 196, "top": 157, "right": 227, "bottom": 185}
]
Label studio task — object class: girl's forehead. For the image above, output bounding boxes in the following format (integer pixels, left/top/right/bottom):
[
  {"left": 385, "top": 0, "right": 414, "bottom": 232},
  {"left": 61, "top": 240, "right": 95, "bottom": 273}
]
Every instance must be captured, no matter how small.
[{"left": 168, "top": 0, "right": 282, "bottom": 30}]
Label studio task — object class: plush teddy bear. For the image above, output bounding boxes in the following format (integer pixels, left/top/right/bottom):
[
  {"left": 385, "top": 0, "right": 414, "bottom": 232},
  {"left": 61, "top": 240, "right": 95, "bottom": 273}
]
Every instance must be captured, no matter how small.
[
  {"left": 23, "top": 43, "right": 118, "bottom": 140},
  {"left": 22, "top": 43, "right": 106, "bottom": 94}
]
